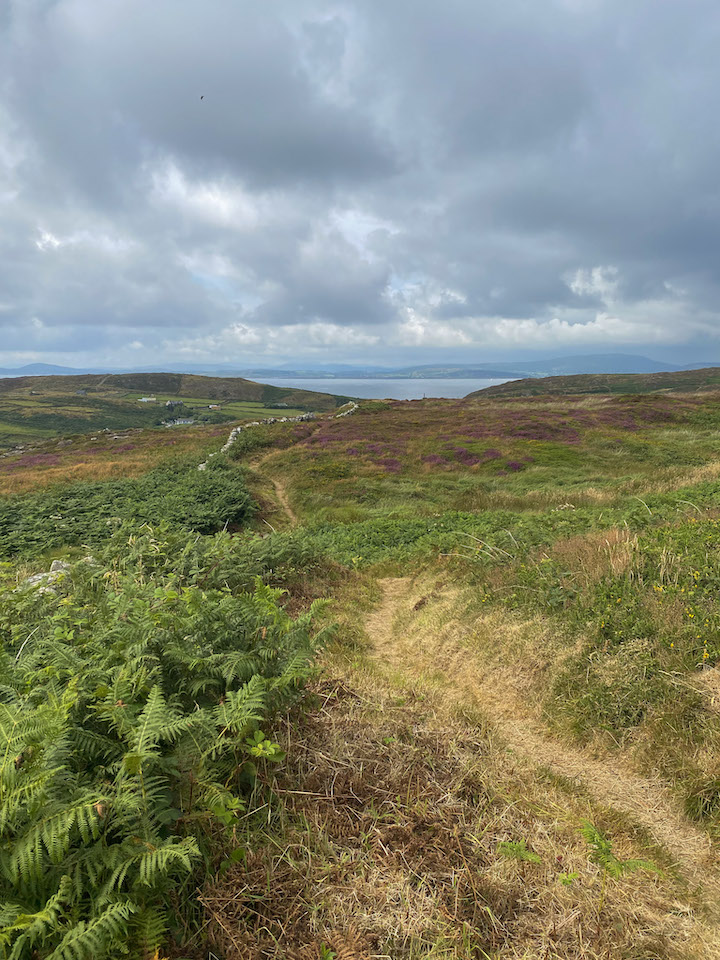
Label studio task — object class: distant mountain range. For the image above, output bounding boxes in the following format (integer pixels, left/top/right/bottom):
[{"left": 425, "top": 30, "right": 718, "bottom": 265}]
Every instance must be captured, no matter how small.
[{"left": 2, "top": 355, "right": 720, "bottom": 380}]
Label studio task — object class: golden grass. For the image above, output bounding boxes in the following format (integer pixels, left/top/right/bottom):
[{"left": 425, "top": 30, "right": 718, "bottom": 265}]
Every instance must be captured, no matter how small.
[
  {"left": 0, "top": 429, "right": 223, "bottom": 495},
  {"left": 201, "top": 675, "right": 715, "bottom": 959},
  {"left": 549, "top": 528, "right": 636, "bottom": 587}
]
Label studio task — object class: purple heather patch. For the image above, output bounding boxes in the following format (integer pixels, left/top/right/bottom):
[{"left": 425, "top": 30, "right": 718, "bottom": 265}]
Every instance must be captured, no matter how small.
[
  {"left": 451, "top": 447, "right": 482, "bottom": 466},
  {"left": 3, "top": 453, "right": 62, "bottom": 470},
  {"left": 506, "top": 461, "right": 523, "bottom": 472},
  {"left": 422, "top": 453, "right": 448, "bottom": 465},
  {"left": 376, "top": 458, "right": 402, "bottom": 473},
  {"left": 483, "top": 449, "right": 502, "bottom": 460}
]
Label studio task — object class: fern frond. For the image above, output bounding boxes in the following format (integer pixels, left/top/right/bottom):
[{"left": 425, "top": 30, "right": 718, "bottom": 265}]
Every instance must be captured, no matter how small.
[
  {"left": 136, "top": 836, "right": 200, "bottom": 887},
  {"left": 45, "top": 899, "right": 136, "bottom": 960},
  {"left": 212, "top": 675, "right": 267, "bottom": 743},
  {"left": 132, "top": 904, "right": 168, "bottom": 957},
  {"left": 10, "top": 798, "right": 102, "bottom": 883},
  {"left": 3, "top": 875, "right": 72, "bottom": 960}
]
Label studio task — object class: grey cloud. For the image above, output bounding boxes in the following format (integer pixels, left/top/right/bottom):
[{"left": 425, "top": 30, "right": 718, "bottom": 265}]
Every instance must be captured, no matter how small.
[{"left": 1, "top": 0, "right": 720, "bottom": 366}]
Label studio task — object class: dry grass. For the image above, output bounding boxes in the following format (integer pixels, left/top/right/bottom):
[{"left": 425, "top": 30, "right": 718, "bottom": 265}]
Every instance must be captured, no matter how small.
[
  {"left": 549, "top": 529, "right": 635, "bottom": 588},
  {"left": 201, "top": 678, "right": 714, "bottom": 959},
  {"left": 640, "top": 459, "right": 720, "bottom": 497},
  {"left": 0, "top": 427, "right": 224, "bottom": 495}
]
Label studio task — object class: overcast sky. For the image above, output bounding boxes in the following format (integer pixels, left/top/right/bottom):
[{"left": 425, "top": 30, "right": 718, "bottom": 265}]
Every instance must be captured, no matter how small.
[{"left": 1, "top": 0, "right": 720, "bottom": 369}]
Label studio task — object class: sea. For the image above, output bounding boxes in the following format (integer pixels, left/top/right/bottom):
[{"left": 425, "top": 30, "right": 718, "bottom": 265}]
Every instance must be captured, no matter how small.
[{"left": 259, "top": 377, "right": 510, "bottom": 401}]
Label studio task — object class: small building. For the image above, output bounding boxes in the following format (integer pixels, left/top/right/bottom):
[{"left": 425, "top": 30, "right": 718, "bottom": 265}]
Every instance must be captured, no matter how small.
[
  {"left": 208, "top": 404, "right": 220, "bottom": 409},
  {"left": 165, "top": 399, "right": 183, "bottom": 409},
  {"left": 138, "top": 396, "right": 156, "bottom": 403}
]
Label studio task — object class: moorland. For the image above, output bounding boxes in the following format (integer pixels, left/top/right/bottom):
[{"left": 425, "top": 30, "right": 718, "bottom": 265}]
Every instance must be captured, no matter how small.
[
  {"left": 4, "top": 374, "right": 720, "bottom": 958},
  {"left": 475, "top": 365, "right": 720, "bottom": 398},
  {"left": 0, "top": 372, "right": 349, "bottom": 449}
]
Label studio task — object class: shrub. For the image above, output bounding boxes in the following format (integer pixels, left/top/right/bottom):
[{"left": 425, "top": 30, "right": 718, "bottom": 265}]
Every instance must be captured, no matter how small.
[
  {"left": 0, "top": 528, "right": 325, "bottom": 958},
  {"left": 0, "top": 458, "right": 253, "bottom": 556}
]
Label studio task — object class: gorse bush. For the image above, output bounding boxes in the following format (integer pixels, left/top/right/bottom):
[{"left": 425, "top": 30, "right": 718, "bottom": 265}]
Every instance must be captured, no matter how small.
[
  {"left": 0, "top": 457, "right": 253, "bottom": 556},
  {"left": 0, "top": 527, "right": 325, "bottom": 959}
]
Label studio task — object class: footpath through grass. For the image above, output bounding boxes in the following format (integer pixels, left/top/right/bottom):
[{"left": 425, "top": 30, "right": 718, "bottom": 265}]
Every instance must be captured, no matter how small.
[{"left": 4, "top": 391, "right": 720, "bottom": 957}]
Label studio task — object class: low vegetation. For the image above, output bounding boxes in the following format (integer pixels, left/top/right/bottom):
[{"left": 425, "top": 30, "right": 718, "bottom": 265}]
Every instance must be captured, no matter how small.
[
  {"left": 471, "top": 365, "right": 720, "bottom": 397},
  {"left": 0, "top": 528, "right": 324, "bottom": 959},
  {"left": 3, "top": 383, "right": 720, "bottom": 956},
  {"left": 0, "top": 457, "right": 254, "bottom": 556}
]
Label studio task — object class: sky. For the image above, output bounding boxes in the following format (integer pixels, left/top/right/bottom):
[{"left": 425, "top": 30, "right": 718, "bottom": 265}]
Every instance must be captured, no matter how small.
[{"left": 1, "top": 0, "right": 720, "bottom": 370}]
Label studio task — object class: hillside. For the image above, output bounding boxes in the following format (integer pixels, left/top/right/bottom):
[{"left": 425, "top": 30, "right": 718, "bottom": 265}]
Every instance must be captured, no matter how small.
[
  {"left": 468, "top": 365, "right": 720, "bottom": 397},
  {"left": 0, "top": 371, "right": 350, "bottom": 448},
  {"left": 5, "top": 391, "right": 720, "bottom": 957},
  {"left": 0, "top": 371, "right": 349, "bottom": 406}
]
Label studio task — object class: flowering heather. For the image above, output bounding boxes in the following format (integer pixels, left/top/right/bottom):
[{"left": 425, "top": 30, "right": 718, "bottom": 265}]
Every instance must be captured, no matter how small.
[
  {"left": 483, "top": 449, "right": 502, "bottom": 460},
  {"left": 75, "top": 443, "right": 138, "bottom": 457},
  {"left": 376, "top": 458, "right": 402, "bottom": 473},
  {"left": 346, "top": 447, "right": 361, "bottom": 456},
  {"left": 422, "top": 454, "right": 449, "bottom": 465},
  {"left": 506, "top": 461, "right": 524, "bottom": 472},
  {"left": 2, "top": 453, "right": 61, "bottom": 471},
  {"left": 452, "top": 447, "right": 482, "bottom": 466}
]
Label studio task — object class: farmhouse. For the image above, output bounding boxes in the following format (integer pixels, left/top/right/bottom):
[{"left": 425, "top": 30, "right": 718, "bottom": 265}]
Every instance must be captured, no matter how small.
[
  {"left": 137, "top": 396, "right": 156, "bottom": 403},
  {"left": 164, "top": 418, "right": 195, "bottom": 427}
]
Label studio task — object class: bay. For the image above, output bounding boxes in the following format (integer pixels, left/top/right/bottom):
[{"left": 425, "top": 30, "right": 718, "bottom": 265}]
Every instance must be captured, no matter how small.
[{"left": 260, "top": 377, "right": 511, "bottom": 400}]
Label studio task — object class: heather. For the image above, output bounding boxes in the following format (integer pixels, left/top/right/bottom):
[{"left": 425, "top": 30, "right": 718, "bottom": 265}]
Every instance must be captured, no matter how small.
[
  {"left": 258, "top": 393, "right": 720, "bottom": 525},
  {"left": 5, "top": 388, "right": 720, "bottom": 957}
]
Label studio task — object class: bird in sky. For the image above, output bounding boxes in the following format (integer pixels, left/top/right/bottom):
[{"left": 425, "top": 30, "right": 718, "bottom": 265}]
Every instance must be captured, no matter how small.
[{"left": 200, "top": 95, "right": 204, "bottom": 100}]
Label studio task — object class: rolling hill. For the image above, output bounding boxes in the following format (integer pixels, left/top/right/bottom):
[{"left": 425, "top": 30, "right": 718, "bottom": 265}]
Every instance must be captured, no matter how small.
[
  {"left": 467, "top": 366, "right": 720, "bottom": 398},
  {"left": 0, "top": 372, "right": 351, "bottom": 448}
]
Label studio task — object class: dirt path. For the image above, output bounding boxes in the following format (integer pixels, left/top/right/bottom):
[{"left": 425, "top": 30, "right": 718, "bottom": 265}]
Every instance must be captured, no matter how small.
[
  {"left": 268, "top": 474, "right": 297, "bottom": 525},
  {"left": 249, "top": 453, "right": 297, "bottom": 526},
  {"left": 366, "top": 577, "right": 720, "bottom": 898}
]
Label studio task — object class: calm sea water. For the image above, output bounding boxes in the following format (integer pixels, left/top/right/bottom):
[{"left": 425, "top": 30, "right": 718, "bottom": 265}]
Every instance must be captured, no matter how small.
[{"left": 260, "top": 377, "right": 510, "bottom": 400}]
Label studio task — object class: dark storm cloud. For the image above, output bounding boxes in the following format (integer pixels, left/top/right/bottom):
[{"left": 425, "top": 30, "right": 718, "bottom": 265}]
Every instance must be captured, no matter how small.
[{"left": 1, "top": 0, "right": 720, "bottom": 366}]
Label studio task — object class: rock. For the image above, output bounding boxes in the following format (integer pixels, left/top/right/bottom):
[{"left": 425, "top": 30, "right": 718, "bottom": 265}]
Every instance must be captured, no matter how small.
[{"left": 20, "top": 560, "right": 72, "bottom": 594}]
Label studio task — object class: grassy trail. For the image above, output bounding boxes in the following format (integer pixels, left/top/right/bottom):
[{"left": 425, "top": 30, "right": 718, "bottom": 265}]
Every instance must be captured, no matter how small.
[
  {"left": 364, "top": 576, "right": 720, "bottom": 945},
  {"left": 249, "top": 451, "right": 299, "bottom": 526}
]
